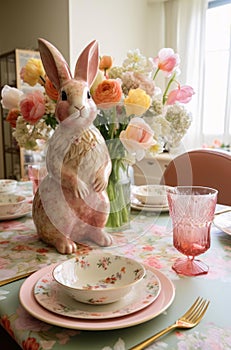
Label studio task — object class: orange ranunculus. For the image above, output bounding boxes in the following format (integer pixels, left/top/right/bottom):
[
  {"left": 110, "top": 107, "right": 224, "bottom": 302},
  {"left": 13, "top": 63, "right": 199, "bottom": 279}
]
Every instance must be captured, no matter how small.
[
  {"left": 20, "top": 58, "right": 45, "bottom": 86},
  {"left": 119, "top": 117, "right": 156, "bottom": 161},
  {"left": 20, "top": 90, "right": 45, "bottom": 124},
  {"left": 99, "top": 56, "right": 113, "bottom": 71},
  {"left": 44, "top": 77, "right": 59, "bottom": 101},
  {"left": 6, "top": 108, "right": 21, "bottom": 128},
  {"left": 92, "top": 79, "right": 122, "bottom": 107}
]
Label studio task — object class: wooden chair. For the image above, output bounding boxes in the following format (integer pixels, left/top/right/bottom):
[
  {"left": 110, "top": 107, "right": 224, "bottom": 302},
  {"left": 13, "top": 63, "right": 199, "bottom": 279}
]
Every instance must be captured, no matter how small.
[{"left": 160, "top": 149, "right": 231, "bottom": 205}]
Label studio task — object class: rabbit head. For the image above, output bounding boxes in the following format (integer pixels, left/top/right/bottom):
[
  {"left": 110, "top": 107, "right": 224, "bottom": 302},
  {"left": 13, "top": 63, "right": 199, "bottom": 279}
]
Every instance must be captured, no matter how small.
[{"left": 38, "top": 38, "right": 99, "bottom": 129}]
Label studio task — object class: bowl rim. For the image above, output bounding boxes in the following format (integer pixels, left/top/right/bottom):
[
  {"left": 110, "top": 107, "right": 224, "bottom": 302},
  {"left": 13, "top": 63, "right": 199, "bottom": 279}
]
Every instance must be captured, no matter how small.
[
  {"left": 52, "top": 253, "right": 146, "bottom": 293},
  {"left": 0, "top": 194, "right": 27, "bottom": 206},
  {"left": 133, "top": 184, "right": 172, "bottom": 196},
  {"left": 0, "top": 179, "right": 17, "bottom": 190},
  {"left": 0, "top": 179, "right": 17, "bottom": 184}
]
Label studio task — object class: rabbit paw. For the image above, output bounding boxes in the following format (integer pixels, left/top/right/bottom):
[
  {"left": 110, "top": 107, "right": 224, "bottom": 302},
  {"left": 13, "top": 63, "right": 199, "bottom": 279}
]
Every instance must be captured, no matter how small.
[
  {"left": 55, "top": 237, "right": 78, "bottom": 254},
  {"left": 76, "top": 178, "right": 89, "bottom": 198},
  {"left": 94, "top": 165, "right": 109, "bottom": 192}
]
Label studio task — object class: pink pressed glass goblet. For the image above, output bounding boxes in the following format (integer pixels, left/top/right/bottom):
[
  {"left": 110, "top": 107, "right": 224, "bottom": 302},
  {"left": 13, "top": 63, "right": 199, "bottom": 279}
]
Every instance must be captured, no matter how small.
[
  {"left": 28, "top": 163, "right": 47, "bottom": 195},
  {"left": 167, "top": 186, "right": 218, "bottom": 276}
]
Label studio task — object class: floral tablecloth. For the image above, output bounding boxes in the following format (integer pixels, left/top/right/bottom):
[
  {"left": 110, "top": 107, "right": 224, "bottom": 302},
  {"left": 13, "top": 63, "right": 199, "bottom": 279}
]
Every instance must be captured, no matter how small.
[{"left": 0, "top": 182, "right": 231, "bottom": 349}]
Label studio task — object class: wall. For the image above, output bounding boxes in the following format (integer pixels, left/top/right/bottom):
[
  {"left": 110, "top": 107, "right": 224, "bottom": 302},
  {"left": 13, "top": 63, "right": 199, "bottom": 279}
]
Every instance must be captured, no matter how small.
[
  {"left": 0, "top": 0, "right": 70, "bottom": 178},
  {"left": 68, "top": 0, "right": 164, "bottom": 72},
  {"left": 0, "top": 0, "right": 70, "bottom": 61},
  {"left": 0, "top": 0, "right": 168, "bottom": 178}
]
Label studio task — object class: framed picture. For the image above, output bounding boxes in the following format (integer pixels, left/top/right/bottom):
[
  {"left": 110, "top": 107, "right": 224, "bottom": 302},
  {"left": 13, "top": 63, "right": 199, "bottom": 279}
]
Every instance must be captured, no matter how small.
[{"left": 15, "top": 49, "right": 41, "bottom": 90}]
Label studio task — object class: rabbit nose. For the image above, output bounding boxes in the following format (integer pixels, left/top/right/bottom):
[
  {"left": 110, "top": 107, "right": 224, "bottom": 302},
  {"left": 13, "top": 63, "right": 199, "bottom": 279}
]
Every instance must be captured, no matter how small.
[{"left": 75, "top": 106, "right": 85, "bottom": 112}]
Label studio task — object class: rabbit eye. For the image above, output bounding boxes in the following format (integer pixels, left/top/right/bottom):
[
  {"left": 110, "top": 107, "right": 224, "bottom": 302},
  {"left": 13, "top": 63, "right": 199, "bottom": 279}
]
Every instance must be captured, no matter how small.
[
  {"left": 61, "top": 91, "right": 67, "bottom": 101},
  {"left": 87, "top": 90, "right": 91, "bottom": 99}
]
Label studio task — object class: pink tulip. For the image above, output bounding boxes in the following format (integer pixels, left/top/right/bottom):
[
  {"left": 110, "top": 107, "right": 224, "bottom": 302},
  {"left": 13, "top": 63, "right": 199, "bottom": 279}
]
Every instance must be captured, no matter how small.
[
  {"left": 166, "top": 85, "right": 195, "bottom": 105},
  {"left": 154, "top": 48, "right": 180, "bottom": 75}
]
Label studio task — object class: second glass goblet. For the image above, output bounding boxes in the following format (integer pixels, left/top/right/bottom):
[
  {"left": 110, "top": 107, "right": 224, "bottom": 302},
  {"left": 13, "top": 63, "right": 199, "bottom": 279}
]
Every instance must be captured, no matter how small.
[{"left": 167, "top": 186, "right": 218, "bottom": 276}]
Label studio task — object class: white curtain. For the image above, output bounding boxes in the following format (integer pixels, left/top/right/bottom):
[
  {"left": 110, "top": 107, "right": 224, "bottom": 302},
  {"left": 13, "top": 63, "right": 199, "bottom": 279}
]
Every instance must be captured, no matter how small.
[
  {"left": 166, "top": 0, "right": 209, "bottom": 150},
  {"left": 147, "top": 0, "right": 208, "bottom": 150},
  {"left": 165, "top": 0, "right": 208, "bottom": 149}
]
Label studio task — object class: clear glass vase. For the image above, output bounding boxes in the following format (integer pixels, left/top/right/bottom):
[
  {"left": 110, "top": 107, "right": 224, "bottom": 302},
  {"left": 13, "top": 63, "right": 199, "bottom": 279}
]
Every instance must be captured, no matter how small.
[
  {"left": 94, "top": 104, "right": 133, "bottom": 231},
  {"left": 106, "top": 158, "right": 131, "bottom": 231}
]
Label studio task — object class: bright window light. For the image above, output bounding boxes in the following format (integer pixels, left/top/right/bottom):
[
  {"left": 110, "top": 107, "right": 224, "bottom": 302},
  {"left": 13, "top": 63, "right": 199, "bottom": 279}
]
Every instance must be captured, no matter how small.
[{"left": 203, "top": 2, "right": 231, "bottom": 141}]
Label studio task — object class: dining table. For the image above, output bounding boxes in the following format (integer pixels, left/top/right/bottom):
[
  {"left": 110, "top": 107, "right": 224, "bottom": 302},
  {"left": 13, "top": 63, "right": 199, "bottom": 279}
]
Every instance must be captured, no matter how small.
[{"left": 0, "top": 181, "right": 231, "bottom": 350}]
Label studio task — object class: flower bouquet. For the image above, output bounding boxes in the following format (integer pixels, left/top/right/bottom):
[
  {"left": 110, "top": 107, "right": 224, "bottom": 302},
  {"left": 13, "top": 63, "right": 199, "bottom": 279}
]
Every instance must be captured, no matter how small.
[
  {"left": 1, "top": 58, "right": 58, "bottom": 151},
  {"left": 1, "top": 46, "right": 194, "bottom": 230},
  {"left": 90, "top": 48, "right": 194, "bottom": 229}
]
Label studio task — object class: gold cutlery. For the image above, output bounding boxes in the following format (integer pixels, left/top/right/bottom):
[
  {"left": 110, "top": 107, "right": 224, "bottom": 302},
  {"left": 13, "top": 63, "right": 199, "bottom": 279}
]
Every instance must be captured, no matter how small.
[
  {"left": 0, "top": 269, "right": 37, "bottom": 287},
  {"left": 130, "top": 297, "right": 210, "bottom": 350}
]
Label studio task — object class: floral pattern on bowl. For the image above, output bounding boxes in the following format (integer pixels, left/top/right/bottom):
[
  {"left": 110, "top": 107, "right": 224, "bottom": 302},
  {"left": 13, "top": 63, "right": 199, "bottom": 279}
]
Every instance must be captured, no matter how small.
[
  {"left": 53, "top": 251, "right": 146, "bottom": 304},
  {"left": 132, "top": 185, "right": 171, "bottom": 206},
  {"left": 0, "top": 179, "right": 17, "bottom": 193},
  {"left": 34, "top": 267, "right": 161, "bottom": 319},
  {"left": 0, "top": 194, "right": 27, "bottom": 217}
]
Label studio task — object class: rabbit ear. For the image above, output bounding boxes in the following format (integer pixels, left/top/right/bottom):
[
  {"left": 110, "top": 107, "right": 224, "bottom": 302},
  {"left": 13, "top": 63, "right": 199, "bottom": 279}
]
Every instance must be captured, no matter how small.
[
  {"left": 74, "top": 40, "right": 99, "bottom": 87},
  {"left": 38, "top": 38, "right": 72, "bottom": 90}
]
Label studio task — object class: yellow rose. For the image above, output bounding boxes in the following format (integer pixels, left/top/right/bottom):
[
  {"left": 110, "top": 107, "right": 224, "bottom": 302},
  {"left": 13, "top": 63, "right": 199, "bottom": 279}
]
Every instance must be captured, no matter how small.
[
  {"left": 124, "top": 88, "right": 151, "bottom": 116},
  {"left": 20, "top": 58, "right": 45, "bottom": 86}
]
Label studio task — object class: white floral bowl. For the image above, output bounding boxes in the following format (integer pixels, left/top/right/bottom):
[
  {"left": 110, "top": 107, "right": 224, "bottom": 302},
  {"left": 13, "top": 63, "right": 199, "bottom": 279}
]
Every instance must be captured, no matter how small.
[
  {"left": 53, "top": 252, "right": 146, "bottom": 305},
  {"left": 133, "top": 185, "right": 171, "bottom": 206},
  {"left": 0, "top": 179, "right": 17, "bottom": 193},
  {"left": 0, "top": 194, "right": 27, "bottom": 217}
]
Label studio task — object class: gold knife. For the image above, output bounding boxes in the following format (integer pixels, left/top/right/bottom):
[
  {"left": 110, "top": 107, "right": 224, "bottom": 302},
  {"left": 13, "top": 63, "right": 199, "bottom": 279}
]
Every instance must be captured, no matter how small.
[{"left": 0, "top": 269, "right": 37, "bottom": 287}]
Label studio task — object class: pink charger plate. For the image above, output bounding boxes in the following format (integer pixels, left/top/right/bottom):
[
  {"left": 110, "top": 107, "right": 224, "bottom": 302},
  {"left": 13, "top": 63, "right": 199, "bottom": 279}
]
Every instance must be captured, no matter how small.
[{"left": 19, "top": 263, "right": 175, "bottom": 331}]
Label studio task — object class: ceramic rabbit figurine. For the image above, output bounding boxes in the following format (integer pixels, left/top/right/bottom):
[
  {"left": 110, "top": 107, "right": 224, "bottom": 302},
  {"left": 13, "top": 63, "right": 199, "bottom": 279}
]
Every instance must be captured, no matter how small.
[{"left": 32, "top": 38, "right": 112, "bottom": 254}]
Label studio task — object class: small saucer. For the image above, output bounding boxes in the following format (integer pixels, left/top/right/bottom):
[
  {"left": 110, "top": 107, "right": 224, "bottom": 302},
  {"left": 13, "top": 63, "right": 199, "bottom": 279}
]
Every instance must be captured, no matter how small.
[
  {"left": 0, "top": 204, "right": 31, "bottom": 221},
  {"left": 34, "top": 268, "right": 161, "bottom": 319},
  {"left": 131, "top": 197, "right": 169, "bottom": 212},
  {"left": 213, "top": 211, "right": 231, "bottom": 235}
]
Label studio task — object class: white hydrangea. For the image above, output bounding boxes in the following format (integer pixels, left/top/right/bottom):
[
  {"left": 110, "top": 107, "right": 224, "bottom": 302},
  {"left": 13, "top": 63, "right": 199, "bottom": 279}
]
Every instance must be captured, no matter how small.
[
  {"left": 13, "top": 116, "right": 53, "bottom": 150},
  {"left": 164, "top": 104, "right": 192, "bottom": 147},
  {"left": 122, "top": 49, "right": 154, "bottom": 75}
]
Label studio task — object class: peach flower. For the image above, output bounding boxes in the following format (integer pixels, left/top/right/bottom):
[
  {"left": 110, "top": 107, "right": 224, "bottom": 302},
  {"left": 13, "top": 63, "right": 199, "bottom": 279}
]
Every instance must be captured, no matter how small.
[
  {"left": 6, "top": 108, "right": 20, "bottom": 128},
  {"left": 166, "top": 85, "right": 195, "bottom": 105},
  {"left": 99, "top": 55, "right": 113, "bottom": 71},
  {"left": 20, "top": 90, "right": 45, "bottom": 124},
  {"left": 119, "top": 117, "right": 157, "bottom": 161},
  {"left": 92, "top": 79, "right": 122, "bottom": 107}
]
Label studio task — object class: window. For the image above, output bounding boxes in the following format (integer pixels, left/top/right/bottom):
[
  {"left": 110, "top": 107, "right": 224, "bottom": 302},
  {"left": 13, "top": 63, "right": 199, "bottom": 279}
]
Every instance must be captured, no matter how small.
[{"left": 202, "top": 0, "right": 231, "bottom": 147}]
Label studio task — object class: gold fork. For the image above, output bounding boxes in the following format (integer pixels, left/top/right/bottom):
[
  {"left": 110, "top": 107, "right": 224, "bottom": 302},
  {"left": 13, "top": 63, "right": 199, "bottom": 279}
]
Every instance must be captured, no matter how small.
[
  {"left": 0, "top": 270, "right": 37, "bottom": 287},
  {"left": 130, "top": 297, "right": 210, "bottom": 350}
]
